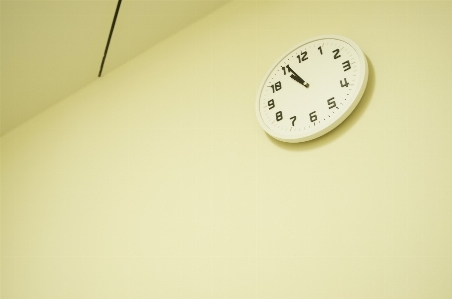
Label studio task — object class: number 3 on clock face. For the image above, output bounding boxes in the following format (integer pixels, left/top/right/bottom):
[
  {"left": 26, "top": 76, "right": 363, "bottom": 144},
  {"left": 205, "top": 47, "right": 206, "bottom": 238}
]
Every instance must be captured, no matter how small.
[{"left": 255, "top": 35, "right": 368, "bottom": 143}]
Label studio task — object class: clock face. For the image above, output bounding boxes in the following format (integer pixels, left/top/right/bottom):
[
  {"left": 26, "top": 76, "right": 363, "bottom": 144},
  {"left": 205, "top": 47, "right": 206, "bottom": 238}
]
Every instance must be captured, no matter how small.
[{"left": 256, "top": 35, "right": 368, "bottom": 143}]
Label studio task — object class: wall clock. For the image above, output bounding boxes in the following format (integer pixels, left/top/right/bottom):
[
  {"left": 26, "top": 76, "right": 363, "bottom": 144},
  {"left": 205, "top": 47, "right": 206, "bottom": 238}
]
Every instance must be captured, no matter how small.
[{"left": 255, "top": 35, "right": 368, "bottom": 143}]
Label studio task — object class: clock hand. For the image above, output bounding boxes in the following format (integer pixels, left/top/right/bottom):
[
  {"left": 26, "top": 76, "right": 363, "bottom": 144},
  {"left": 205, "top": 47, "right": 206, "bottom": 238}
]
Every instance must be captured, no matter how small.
[
  {"left": 290, "top": 74, "right": 309, "bottom": 88},
  {"left": 287, "top": 65, "right": 309, "bottom": 88}
]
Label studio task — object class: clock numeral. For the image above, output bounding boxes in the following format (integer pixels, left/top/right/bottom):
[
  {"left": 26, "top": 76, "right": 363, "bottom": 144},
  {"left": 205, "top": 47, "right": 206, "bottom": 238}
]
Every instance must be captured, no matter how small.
[
  {"left": 318, "top": 46, "right": 323, "bottom": 55},
  {"left": 342, "top": 60, "right": 351, "bottom": 72},
  {"left": 281, "top": 65, "right": 290, "bottom": 75},
  {"left": 269, "top": 81, "right": 282, "bottom": 93},
  {"left": 309, "top": 111, "right": 317, "bottom": 122},
  {"left": 333, "top": 49, "right": 341, "bottom": 59},
  {"left": 290, "top": 116, "right": 296, "bottom": 126},
  {"left": 268, "top": 99, "right": 275, "bottom": 110},
  {"left": 276, "top": 111, "right": 283, "bottom": 122},
  {"left": 327, "top": 97, "right": 336, "bottom": 109},
  {"left": 340, "top": 78, "right": 349, "bottom": 87},
  {"left": 297, "top": 51, "right": 308, "bottom": 63}
]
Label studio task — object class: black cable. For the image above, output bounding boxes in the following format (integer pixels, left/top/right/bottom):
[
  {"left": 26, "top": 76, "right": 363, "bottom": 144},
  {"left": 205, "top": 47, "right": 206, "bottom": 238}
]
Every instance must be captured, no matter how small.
[{"left": 98, "top": 0, "right": 123, "bottom": 77}]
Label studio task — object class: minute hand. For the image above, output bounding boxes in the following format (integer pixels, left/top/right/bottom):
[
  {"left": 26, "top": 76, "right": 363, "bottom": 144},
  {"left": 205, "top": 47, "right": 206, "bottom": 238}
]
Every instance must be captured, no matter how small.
[{"left": 288, "top": 66, "right": 309, "bottom": 88}]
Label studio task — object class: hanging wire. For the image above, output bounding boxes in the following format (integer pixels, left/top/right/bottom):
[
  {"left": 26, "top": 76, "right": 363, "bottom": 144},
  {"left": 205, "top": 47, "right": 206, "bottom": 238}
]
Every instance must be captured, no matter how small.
[{"left": 98, "top": 0, "right": 123, "bottom": 77}]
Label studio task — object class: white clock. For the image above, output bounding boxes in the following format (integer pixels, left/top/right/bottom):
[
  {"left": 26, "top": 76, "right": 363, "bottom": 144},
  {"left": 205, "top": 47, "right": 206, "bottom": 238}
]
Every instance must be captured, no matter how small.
[{"left": 256, "top": 35, "right": 368, "bottom": 143}]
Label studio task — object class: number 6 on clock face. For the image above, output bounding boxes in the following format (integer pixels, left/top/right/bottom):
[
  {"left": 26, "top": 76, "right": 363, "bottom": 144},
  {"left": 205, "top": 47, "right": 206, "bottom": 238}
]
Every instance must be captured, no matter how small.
[{"left": 255, "top": 35, "right": 368, "bottom": 143}]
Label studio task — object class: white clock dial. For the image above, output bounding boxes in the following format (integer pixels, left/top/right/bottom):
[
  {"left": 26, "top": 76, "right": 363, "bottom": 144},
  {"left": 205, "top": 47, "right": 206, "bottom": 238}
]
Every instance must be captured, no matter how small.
[{"left": 256, "top": 35, "right": 368, "bottom": 143}]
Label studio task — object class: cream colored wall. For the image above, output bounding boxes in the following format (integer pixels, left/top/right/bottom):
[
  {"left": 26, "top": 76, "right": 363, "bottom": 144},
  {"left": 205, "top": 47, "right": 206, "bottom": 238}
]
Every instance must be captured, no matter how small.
[{"left": 2, "top": 1, "right": 452, "bottom": 298}]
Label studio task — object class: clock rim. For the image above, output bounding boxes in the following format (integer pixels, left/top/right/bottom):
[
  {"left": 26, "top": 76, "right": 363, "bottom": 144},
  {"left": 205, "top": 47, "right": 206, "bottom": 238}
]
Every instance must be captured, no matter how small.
[{"left": 255, "top": 34, "right": 369, "bottom": 143}]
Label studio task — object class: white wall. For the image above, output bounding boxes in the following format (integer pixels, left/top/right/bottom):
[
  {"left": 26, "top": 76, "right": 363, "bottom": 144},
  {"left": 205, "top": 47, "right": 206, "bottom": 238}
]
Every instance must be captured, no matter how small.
[{"left": 2, "top": 1, "right": 452, "bottom": 298}]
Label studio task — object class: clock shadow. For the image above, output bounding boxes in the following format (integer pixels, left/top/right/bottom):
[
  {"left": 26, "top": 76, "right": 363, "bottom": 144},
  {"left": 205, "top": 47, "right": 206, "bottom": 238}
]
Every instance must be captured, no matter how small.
[{"left": 267, "top": 56, "right": 375, "bottom": 151}]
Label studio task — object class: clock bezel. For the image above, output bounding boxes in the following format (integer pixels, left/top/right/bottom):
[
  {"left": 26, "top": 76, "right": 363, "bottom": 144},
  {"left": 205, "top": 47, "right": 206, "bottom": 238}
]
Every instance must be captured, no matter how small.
[{"left": 255, "top": 34, "right": 369, "bottom": 143}]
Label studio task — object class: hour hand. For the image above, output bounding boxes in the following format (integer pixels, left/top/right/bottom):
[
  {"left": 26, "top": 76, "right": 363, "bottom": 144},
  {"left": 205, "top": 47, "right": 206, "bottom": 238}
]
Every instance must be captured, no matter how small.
[
  {"left": 290, "top": 74, "right": 309, "bottom": 88},
  {"left": 287, "top": 66, "right": 309, "bottom": 88}
]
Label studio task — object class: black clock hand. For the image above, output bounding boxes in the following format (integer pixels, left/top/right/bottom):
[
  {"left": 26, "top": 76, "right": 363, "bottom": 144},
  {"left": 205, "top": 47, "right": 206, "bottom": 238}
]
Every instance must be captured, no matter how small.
[
  {"left": 290, "top": 74, "right": 309, "bottom": 88},
  {"left": 287, "top": 66, "right": 309, "bottom": 88}
]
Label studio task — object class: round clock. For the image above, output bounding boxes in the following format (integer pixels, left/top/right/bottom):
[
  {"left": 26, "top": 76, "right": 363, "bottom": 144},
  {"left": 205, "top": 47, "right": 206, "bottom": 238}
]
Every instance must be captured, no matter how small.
[{"left": 255, "top": 35, "right": 368, "bottom": 143}]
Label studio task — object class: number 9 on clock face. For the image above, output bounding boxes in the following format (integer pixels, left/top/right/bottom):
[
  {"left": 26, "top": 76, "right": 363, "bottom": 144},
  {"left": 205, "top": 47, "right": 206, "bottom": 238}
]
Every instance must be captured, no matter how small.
[{"left": 255, "top": 35, "right": 368, "bottom": 143}]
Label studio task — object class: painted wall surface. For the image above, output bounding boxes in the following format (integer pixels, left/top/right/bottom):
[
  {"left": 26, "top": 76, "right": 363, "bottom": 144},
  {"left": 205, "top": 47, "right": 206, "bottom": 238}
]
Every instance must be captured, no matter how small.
[{"left": 2, "top": 1, "right": 452, "bottom": 298}]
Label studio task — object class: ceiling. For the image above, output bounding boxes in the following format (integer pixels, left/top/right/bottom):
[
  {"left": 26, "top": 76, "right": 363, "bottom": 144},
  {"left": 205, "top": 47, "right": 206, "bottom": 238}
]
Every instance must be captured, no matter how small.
[{"left": 0, "top": 0, "right": 229, "bottom": 136}]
